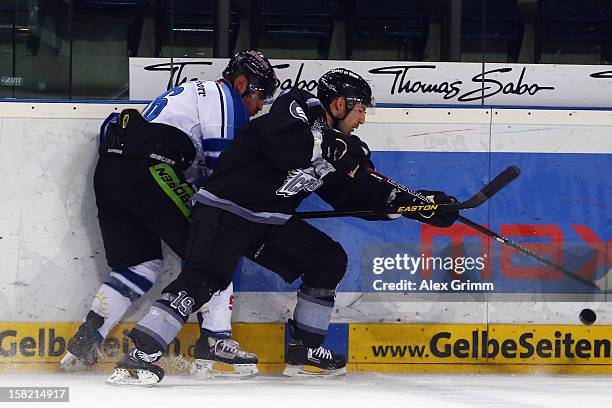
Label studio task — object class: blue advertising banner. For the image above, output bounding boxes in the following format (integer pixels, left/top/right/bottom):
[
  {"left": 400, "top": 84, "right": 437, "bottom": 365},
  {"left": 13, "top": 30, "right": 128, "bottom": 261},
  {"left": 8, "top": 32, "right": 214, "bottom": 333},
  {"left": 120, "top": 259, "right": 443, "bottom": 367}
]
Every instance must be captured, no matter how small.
[{"left": 236, "top": 151, "right": 611, "bottom": 294}]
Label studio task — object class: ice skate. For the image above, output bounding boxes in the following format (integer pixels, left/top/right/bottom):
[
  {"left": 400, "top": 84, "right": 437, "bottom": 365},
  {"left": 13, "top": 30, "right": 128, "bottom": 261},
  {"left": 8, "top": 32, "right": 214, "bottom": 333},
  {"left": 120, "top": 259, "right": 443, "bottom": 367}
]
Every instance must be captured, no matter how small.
[
  {"left": 191, "top": 335, "right": 259, "bottom": 379},
  {"left": 106, "top": 347, "right": 164, "bottom": 386},
  {"left": 59, "top": 311, "right": 103, "bottom": 372},
  {"left": 283, "top": 339, "right": 347, "bottom": 378}
]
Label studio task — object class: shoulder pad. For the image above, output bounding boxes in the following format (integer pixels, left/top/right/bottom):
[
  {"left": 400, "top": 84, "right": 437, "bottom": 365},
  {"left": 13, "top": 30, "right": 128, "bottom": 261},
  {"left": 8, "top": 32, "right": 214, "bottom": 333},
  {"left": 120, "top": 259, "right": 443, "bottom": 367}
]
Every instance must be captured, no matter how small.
[{"left": 271, "top": 88, "right": 325, "bottom": 125}]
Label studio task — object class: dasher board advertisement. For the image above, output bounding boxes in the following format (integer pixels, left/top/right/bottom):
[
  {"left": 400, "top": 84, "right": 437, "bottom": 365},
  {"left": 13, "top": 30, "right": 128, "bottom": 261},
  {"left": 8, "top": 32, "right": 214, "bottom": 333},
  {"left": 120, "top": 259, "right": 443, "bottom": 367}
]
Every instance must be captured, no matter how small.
[{"left": 129, "top": 58, "right": 612, "bottom": 108}]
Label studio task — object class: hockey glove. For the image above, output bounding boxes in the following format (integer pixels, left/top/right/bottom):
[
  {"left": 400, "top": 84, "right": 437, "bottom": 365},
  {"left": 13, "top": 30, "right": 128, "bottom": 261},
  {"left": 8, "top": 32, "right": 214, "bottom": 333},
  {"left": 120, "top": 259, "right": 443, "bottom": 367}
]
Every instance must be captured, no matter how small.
[
  {"left": 347, "top": 134, "right": 374, "bottom": 168},
  {"left": 390, "top": 190, "right": 459, "bottom": 228},
  {"left": 321, "top": 128, "right": 361, "bottom": 177}
]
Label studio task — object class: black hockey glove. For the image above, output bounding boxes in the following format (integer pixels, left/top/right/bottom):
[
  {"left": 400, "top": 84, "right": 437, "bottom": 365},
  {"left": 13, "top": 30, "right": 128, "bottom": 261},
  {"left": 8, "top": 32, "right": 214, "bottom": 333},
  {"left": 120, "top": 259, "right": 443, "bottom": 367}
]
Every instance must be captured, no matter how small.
[
  {"left": 390, "top": 190, "right": 459, "bottom": 228},
  {"left": 347, "top": 134, "right": 374, "bottom": 168},
  {"left": 321, "top": 128, "right": 361, "bottom": 177}
]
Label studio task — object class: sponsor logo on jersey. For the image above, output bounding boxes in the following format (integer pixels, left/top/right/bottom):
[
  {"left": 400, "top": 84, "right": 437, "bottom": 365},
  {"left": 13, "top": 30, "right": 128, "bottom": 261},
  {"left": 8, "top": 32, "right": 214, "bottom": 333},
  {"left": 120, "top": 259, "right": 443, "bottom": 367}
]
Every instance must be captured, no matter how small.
[
  {"left": 289, "top": 100, "right": 308, "bottom": 123},
  {"left": 276, "top": 168, "right": 323, "bottom": 197}
]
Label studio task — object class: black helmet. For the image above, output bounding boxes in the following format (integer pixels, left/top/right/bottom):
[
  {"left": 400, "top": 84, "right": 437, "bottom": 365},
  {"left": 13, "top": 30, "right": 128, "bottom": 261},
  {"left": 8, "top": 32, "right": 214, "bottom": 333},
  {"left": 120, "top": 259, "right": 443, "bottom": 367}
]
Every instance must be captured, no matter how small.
[
  {"left": 222, "top": 50, "right": 277, "bottom": 99},
  {"left": 317, "top": 68, "right": 372, "bottom": 115}
]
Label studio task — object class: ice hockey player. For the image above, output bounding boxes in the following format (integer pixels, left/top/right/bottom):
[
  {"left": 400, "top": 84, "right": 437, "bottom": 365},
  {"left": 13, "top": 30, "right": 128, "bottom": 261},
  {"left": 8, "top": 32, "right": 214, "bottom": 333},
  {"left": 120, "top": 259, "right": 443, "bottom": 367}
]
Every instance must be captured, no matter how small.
[
  {"left": 106, "top": 68, "right": 458, "bottom": 385},
  {"left": 60, "top": 50, "right": 277, "bottom": 379}
]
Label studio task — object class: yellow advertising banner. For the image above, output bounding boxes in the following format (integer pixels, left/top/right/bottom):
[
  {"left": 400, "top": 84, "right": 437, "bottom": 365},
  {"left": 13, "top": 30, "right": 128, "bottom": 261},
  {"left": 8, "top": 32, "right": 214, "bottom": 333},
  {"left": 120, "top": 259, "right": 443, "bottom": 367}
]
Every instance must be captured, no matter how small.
[
  {"left": 0, "top": 322, "right": 285, "bottom": 372},
  {"left": 349, "top": 324, "right": 612, "bottom": 373},
  {"left": 3, "top": 323, "right": 612, "bottom": 374}
]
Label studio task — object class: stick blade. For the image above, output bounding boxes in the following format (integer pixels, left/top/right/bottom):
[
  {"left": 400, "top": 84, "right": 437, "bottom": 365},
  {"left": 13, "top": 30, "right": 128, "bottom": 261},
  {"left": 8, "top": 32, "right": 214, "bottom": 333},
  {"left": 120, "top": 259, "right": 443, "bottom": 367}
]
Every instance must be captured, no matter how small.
[
  {"left": 446, "top": 165, "right": 521, "bottom": 210},
  {"left": 481, "top": 165, "right": 521, "bottom": 199}
]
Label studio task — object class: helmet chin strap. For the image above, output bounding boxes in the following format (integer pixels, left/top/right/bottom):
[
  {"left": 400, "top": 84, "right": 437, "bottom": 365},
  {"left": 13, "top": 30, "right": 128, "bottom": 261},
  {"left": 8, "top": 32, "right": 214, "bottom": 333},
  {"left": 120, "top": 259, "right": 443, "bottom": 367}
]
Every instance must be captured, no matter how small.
[
  {"left": 325, "top": 108, "right": 342, "bottom": 130},
  {"left": 241, "top": 81, "right": 251, "bottom": 98},
  {"left": 227, "top": 76, "right": 254, "bottom": 98},
  {"left": 325, "top": 99, "right": 350, "bottom": 130},
  {"left": 224, "top": 78, "right": 246, "bottom": 98}
]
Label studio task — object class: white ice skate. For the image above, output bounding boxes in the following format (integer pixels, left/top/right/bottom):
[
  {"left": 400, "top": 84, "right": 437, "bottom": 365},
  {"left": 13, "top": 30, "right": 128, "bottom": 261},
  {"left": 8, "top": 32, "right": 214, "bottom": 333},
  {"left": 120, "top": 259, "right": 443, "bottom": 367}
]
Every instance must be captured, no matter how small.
[
  {"left": 191, "top": 336, "right": 259, "bottom": 379},
  {"left": 106, "top": 367, "right": 161, "bottom": 387},
  {"left": 105, "top": 348, "right": 164, "bottom": 387}
]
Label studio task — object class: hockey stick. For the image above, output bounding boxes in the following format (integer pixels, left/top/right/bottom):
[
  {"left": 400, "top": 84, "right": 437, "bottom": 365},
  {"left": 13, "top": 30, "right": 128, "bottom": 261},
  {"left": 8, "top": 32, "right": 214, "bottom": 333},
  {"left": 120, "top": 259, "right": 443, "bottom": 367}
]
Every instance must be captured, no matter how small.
[
  {"left": 297, "top": 165, "right": 521, "bottom": 219},
  {"left": 457, "top": 215, "right": 600, "bottom": 290},
  {"left": 386, "top": 167, "right": 598, "bottom": 290},
  {"left": 297, "top": 166, "right": 598, "bottom": 291},
  {"left": 367, "top": 165, "right": 521, "bottom": 211}
]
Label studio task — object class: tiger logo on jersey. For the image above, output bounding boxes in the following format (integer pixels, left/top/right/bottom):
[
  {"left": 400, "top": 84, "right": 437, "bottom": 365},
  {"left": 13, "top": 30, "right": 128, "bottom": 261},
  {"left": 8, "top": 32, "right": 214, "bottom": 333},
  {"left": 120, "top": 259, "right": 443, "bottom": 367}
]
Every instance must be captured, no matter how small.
[
  {"left": 276, "top": 168, "right": 322, "bottom": 197},
  {"left": 275, "top": 158, "right": 335, "bottom": 197}
]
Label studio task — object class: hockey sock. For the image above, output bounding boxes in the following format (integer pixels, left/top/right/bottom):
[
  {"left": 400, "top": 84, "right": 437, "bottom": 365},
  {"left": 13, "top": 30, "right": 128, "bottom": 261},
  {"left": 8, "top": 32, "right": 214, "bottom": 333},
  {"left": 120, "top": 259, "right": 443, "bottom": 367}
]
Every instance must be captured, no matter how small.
[
  {"left": 90, "top": 283, "right": 132, "bottom": 339},
  {"left": 131, "top": 271, "right": 227, "bottom": 353},
  {"left": 131, "top": 293, "right": 191, "bottom": 354},
  {"left": 197, "top": 282, "right": 234, "bottom": 339},
  {"left": 92, "top": 260, "right": 162, "bottom": 339},
  {"left": 292, "top": 284, "right": 335, "bottom": 347}
]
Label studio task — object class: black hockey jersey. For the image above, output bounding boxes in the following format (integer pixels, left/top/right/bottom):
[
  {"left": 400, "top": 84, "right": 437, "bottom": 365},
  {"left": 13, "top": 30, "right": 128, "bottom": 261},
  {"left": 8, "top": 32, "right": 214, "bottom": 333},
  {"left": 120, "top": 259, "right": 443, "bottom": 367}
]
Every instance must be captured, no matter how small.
[{"left": 192, "top": 87, "right": 394, "bottom": 224}]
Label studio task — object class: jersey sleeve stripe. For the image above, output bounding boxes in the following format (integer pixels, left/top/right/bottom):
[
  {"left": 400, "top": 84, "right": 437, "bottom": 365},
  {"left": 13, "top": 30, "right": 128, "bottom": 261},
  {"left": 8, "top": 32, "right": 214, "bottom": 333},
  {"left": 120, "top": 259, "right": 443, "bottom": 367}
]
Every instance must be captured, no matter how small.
[
  {"left": 215, "top": 82, "right": 226, "bottom": 139},
  {"left": 220, "top": 81, "right": 236, "bottom": 139}
]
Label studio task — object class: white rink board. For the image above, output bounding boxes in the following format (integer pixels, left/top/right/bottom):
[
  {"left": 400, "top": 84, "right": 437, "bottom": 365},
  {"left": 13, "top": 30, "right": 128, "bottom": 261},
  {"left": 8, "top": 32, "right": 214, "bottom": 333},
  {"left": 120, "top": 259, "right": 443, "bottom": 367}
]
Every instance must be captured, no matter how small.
[{"left": 0, "top": 102, "right": 610, "bottom": 325}]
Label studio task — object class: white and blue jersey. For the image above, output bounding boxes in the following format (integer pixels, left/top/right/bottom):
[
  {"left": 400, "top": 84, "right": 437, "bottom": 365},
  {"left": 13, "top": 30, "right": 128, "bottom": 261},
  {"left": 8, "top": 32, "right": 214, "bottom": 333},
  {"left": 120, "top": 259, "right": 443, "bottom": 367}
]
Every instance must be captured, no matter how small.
[{"left": 141, "top": 80, "right": 249, "bottom": 186}]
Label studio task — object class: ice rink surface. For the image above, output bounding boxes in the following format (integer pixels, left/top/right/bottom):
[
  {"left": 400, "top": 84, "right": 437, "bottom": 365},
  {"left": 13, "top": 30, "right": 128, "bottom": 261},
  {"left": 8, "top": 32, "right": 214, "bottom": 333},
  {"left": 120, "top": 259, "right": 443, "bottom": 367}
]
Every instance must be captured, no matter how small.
[{"left": 0, "top": 372, "right": 610, "bottom": 408}]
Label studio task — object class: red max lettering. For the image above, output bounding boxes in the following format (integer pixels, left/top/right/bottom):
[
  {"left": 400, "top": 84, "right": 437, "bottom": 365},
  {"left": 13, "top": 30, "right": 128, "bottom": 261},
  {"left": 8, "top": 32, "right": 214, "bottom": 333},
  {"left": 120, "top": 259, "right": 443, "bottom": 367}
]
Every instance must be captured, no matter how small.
[
  {"left": 500, "top": 224, "right": 564, "bottom": 280},
  {"left": 420, "top": 223, "right": 609, "bottom": 281}
]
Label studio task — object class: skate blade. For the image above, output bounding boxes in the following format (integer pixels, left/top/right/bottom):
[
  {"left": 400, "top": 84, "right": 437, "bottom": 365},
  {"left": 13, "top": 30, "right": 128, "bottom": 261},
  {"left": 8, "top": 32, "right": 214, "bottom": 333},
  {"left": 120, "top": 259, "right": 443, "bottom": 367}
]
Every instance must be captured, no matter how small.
[
  {"left": 282, "top": 364, "right": 347, "bottom": 378},
  {"left": 59, "top": 352, "right": 92, "bottom": 372},
  {"left": 105, "top": 368, "right": 160, "bottom": 386},
  {"left": 191, "top": 359, "right": 259, "bottom": 379}
]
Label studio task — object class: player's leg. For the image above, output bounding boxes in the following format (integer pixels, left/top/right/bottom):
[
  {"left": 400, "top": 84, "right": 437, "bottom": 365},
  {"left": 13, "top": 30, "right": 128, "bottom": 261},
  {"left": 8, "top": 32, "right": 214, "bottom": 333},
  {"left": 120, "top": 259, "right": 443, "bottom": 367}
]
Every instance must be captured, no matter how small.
[
  {"left": 61, "top": 205, "right": 164, "bottom": 371},
  {"left": 61, "top": 159, "right": 191, "bottom": 372},
  {"left": 107, "top": 205, "right": 260, "bottom": 385},
  {"left": 247, "top": 217, "right": 348, "bottom": 377},
  {"left": 95, "top": 159, "right": 194, "bottom": 342},
  {"left": 193, "top": 282, "right": 259, "bottom": 378},
  {"left": 144, "top": 167, "right": 258, "bottom": 378}
]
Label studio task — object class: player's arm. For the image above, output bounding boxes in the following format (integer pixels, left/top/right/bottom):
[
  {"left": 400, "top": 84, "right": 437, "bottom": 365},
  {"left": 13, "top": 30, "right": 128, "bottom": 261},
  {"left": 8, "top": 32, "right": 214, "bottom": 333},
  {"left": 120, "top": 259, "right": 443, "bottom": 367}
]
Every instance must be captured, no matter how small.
[
  {"left": 315, "top": 134, "right": 392, "bottom": 219},
  {"left": 317, "top": 135, "right": 458, "bottom": 227},
  {"left": 254, "top": 90, "right": 359, "bottom": 177},
  {"left": 253, "top": 115, "right": 319, "bottom": 171}
]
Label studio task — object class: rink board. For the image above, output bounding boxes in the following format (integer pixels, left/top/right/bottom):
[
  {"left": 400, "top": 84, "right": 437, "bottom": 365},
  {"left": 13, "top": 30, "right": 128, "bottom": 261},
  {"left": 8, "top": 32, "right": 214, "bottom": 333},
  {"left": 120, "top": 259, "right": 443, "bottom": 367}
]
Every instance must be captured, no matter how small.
[
  {"left": 129, "top": 58, "right": 612, "bottom": 108},
  {"left": 0, "top": 102, "right": 610, "bottom": 326},
  {"left": 0, "top": 101, "right": 611, "bottom": 374},
  {"left": 2, "top": 322, "right": 612, "bottom": 374}
]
